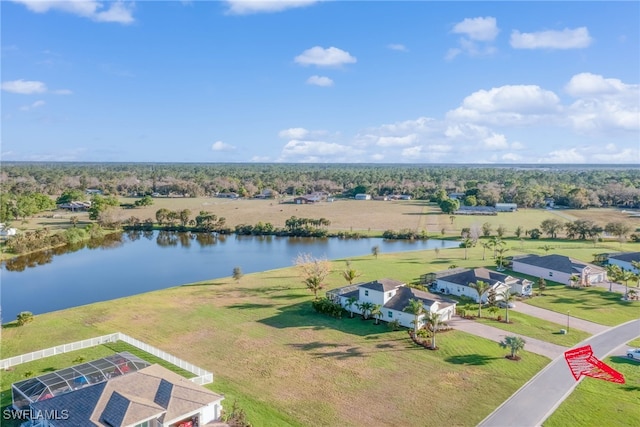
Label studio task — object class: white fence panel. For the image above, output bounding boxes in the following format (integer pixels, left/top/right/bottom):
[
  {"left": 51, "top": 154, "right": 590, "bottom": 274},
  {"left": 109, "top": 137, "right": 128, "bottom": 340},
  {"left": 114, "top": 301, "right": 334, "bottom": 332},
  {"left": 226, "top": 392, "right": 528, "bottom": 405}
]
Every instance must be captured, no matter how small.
[{"left": 1, "top": 332, "right": 213, "bottom": 385}]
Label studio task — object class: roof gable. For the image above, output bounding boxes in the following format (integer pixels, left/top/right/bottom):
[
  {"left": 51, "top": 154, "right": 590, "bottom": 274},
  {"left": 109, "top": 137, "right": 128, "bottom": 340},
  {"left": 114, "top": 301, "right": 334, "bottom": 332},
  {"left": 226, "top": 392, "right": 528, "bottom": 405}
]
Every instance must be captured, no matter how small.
[{"left": 359, "top": 278, "right": 404, "bottom": 292}]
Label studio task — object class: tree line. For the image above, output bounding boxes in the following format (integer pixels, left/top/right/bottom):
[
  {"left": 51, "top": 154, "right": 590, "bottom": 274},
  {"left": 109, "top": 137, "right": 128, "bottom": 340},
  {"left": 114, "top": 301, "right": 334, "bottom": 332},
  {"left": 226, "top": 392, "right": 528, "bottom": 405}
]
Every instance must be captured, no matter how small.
[{"left": 2, "top": 162, "right": 639, "bottom": 209}]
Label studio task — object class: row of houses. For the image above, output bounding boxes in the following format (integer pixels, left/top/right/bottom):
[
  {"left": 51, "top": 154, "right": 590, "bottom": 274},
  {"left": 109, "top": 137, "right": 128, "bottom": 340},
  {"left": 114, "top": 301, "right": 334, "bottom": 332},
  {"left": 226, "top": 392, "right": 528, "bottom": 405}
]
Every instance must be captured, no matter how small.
[{"left": 326, "top": 252, "right": 626, "bottom": 330}]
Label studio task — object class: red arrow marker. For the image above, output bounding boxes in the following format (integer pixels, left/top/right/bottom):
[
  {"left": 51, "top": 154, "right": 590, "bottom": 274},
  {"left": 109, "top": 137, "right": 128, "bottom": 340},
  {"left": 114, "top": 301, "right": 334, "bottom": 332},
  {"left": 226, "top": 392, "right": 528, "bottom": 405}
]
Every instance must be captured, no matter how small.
[{"left": 564, "top": 345, "right": 625, "bottom": 384}]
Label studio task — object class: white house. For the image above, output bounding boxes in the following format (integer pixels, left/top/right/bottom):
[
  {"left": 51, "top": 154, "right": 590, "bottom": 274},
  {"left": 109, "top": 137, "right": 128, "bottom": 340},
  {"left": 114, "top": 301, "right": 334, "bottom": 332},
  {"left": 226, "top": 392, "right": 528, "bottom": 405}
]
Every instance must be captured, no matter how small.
[
  {"left": 608, "top": 252, "right": 640, "bottom": 273},
  {"left": 495, "top": 203, "right": 517, "bottom": 212},
  {"left": 431, "top": 267, "right": 530, "bottom": 301},
  {"left": 354, "top": 194, "right": 371, "bottom": 200},
  {"left": 512, "top": 254, "right": 605, "bottom": 286},
  {"left": 327, "top": 278, "right": 457, "bottom": 329},
  {"left": 0, "top": 223, "right": 17, "bottom": 237}
]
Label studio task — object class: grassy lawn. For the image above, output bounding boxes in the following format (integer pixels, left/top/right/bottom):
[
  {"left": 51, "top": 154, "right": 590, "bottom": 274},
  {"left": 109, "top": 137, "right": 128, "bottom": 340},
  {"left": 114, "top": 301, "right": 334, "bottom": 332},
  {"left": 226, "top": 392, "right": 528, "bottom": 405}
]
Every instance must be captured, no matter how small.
[
  {"left": 523, "top": 283, "right": 639, "bottom": 326},
  {"left": 2, "top": 254, "right": 553, "bottom": 427},
  {"left": 474, "top": 311, "right": 590, "bottom": 347},
  {"left": 543, "top": 354, "right": 640, "bottom": 427}
]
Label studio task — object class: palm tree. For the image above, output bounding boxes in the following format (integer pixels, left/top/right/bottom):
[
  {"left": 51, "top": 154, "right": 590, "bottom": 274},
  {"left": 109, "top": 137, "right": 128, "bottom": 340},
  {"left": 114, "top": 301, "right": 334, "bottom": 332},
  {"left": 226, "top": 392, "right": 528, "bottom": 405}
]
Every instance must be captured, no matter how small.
[
  {"left": 342, "top": 266, "right": 361, "bottom": 284},
  {"left": 495, "top": 247, "right": 509, "bottom": 271},
  {"left": 618, "top": 270, "right": 634, "bottom": 300},
  {"left": 499, "top": 289, "right": 514, "bottom": 323},
  {"left": 481, "top": 242, "right": 490, "bottom": 260},
  {"left": 461, "top": 237, "right": 473, "bottom": 260},
  {"left": 606, "top": 264, "right": 622, "bottom": 292},
  {"left": 345, "top": 296, "right": 358, "bottom": 318},
  {"left": 403, "top": 298, "right": 425, "bottom": 334},
  {"left": 536, "top": 277, "right": 546, "bottom": 296},
  {"left": 488, "top": 236, "right": 505, "bottom": 259},
  {"left": 357, "top": 301, "right": 374, "bottom": 320},
  {"left": 425, "top": 311, "right": 442, "bottom": 350},
  {"left": 569, "top": 274, "right": 580, "bottom": 288},
  {"left": 469, "top": 280, "right": 490, "bottom": 317},
  {"left": 499, "top": 336, "right": 526, "bottom": 359},
  {"left": 371, "top": 304, "right": 383, "bottom": 325},
  {"left": 371, "top": 245, "right": 380, "bottom": 259},
  {"left": 304, "top": 276, "right": 324, "bottom": 300}
]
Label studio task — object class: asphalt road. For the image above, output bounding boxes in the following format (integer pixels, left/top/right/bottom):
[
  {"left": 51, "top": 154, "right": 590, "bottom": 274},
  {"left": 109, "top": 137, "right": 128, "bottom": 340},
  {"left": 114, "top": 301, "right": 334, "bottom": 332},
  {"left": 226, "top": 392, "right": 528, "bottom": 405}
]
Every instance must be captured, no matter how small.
[{"left": 477, "top": 319, "right": 640, "bottom": 427}]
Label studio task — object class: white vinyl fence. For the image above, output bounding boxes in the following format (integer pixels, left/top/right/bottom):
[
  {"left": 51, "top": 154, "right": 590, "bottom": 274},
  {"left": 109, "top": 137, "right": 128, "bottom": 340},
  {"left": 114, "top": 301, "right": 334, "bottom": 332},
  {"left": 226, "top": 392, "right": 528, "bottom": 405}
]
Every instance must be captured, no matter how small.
[{"left": 0, "top": 332, "right": 213, "bottom": 385}]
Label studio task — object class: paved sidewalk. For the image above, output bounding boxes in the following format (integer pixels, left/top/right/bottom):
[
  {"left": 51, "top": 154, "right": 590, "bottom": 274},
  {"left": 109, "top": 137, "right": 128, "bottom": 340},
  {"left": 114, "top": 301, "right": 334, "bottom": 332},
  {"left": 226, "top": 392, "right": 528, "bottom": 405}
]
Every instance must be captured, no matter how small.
[
  {"left": 448, "top": 316, "right": 567, "bottom": 359},
  {"left": 511, "top": 303, "right": 608, "bottom": 335},
  {"left": 478, "top": 319, "right": 640, "bottom": 427}
]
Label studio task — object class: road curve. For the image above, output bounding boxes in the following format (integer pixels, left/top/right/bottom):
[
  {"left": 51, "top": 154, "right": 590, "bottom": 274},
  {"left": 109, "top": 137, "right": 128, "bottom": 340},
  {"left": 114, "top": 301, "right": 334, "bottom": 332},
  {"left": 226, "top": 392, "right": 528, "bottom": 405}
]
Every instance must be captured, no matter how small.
[{"left": 477, "top": 319, "right": 640, "bottom": 427}]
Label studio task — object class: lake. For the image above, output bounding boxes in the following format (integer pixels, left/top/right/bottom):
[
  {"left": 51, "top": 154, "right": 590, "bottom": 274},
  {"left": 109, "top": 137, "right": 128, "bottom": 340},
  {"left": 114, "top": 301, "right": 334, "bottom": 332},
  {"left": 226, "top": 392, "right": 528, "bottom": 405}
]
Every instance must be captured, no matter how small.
[{"left": 1, "top": 231, "right": 459, "bottom": 323}]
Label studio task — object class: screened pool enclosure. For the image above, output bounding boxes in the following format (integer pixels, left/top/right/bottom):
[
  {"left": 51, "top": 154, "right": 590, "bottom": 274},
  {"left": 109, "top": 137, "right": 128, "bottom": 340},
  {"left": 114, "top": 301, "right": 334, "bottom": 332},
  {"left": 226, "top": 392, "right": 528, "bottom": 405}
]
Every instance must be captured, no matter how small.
[{"left": 11, "top": 352, "right": 150, "bottom": 410}]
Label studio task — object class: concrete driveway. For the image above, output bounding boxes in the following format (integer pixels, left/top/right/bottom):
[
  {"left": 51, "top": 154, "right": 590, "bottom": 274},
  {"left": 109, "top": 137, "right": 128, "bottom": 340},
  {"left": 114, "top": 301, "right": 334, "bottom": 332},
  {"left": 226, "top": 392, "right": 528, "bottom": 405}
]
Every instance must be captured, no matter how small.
[
  {"left": 511, "top": 302, "right": 608, "bottom": 335},
  {"left": 448, "top": 316, "right": 566, "bottom": 359}
]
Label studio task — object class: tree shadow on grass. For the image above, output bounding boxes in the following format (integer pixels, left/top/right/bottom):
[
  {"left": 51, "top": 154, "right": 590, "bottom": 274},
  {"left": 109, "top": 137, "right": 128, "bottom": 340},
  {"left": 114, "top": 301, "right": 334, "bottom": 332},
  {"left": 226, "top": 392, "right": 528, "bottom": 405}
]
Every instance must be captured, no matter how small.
[
  {"left": 227, "top": 303, "right": 275, "bottom": 310},
  {"left": 260, "top": 301, "right": 393, "bottom": 337},
  {"left": 181, "top": 281, "right": 226, "bottom": 287},
  {"left": 445, "top": 354, "right": 502, "bottom": 365},
  {"left": 288, "top": 340, "right": 420, "bottom": 360},
  {"left": 609, "top": 356, "right": 640, "bottom": 367},
  {"left": 1, "top": 323, "right": 20, "bottom": 329}
]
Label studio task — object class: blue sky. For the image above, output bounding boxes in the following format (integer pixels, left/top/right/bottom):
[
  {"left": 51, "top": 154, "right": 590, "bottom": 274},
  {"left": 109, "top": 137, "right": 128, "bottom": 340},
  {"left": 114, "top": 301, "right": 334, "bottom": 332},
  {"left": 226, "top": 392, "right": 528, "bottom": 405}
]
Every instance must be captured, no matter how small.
[{"left": 1, "top": 0, "right": 639, "bottom": 163}]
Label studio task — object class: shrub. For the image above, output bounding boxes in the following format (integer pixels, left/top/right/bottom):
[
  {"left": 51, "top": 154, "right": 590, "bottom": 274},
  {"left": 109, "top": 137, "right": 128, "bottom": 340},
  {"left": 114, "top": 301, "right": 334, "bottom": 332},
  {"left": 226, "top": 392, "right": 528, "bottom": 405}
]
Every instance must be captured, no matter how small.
[
  {"left": 16, "top": 311, "right": 34, "bottom": 326},
  {"left": 312, "top": 297, "right": 344, "bottom": 318}
]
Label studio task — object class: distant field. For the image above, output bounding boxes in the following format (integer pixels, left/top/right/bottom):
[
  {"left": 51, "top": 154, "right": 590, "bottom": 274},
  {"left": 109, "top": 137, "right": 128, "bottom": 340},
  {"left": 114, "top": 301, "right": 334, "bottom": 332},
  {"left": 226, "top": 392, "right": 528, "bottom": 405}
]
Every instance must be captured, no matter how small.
[{"left": 15, "top": 198, "right": 638, "bottom": 238}]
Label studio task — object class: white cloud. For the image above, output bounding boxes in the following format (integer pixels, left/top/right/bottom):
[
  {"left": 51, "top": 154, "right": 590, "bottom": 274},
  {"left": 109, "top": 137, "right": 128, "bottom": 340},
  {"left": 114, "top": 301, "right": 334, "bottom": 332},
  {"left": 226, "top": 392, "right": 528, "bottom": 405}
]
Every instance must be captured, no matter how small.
[
  {"left": 565, "top": 73, "right": 635, "bottom": 98},
  {"left": 306, "top": 75, "right": 334, "bottom": 87},
  {"left": 211, "top": 140, "right": 236, "bottom": 151},
  {"left": 591, "top": 147, "right": 639, "bottom": 163},
  {"left": 2, "top": 79, "right": 47, "bottom": 94},
  {"left": 448, "top": 17, "right": 499, "bottom": 59},
  {"left": 387, "top": 43, "right": 408, "bottom": 52},
  {"left": 19, "top": 100, "right": 45, "bottom": 111},
  {"left": 564, "top": 73, "right": 639, "bottom": 133},
  {"left": 511, "top": 141, "right": 526, "bottom": 150},
  {"left": 540, "top": 148, "right": 586, "bottom": 163},
  {"left": 452, "top": 17, "right": 499, "bottom": 41},
  {"left": 501, "top": 153, "right": 523, "bottom": 162},
  {"left": 11, "top": 0, "right": 135, "bottom": 24},
  {"left": 2, "top": 79, "right": 72, "bottom": 95},
  {"left": 295, "top": 46, "right": 357, "bottom": 67},
  {"left": 447, "top": 85, "right": 561, "bottom": 125},
  {"left": 483, "top": 133, "right": 508, "bottom": 150},
  {"left": 225, "top": 0, "right": 319, "bottom": 15},
  {"left": 250, "top": 155, "right": 271, "bottom": 162},
  {"left": 377, "top": 134, "right": 417, "bottom": 147},
  {"left": 510, "top": 27, "right": 592, "bottom": 49},
  {"left": 278, "top": 127, "right": 309, "bottom": 139}
]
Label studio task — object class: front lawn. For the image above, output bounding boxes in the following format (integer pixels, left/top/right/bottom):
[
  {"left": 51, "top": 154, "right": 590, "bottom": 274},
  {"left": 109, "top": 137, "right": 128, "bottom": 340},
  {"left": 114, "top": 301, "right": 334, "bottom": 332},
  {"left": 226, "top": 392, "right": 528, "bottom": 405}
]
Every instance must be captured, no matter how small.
[
  {"left": 474, "top": 311, "right": 590, "bottom": 347},
  {"left": 524, "top": 284, "right": 639, "bottom": 326}
]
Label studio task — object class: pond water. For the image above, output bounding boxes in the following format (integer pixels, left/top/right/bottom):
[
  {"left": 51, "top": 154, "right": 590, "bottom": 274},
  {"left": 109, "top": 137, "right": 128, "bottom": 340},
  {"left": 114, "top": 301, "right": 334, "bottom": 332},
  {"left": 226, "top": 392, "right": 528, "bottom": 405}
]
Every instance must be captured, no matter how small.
[{"left": 1, "top": 231, "right": 458, "bottom": 323}]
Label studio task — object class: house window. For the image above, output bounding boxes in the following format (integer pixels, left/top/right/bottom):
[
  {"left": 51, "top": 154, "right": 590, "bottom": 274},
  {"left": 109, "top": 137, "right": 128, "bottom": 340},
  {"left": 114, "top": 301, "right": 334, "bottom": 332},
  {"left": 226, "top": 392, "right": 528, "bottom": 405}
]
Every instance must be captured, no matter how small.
[
  {"left": 388, "top": 292, "right": 392, "bottom": 298},
  {"left": 134, "top": 422, "right": 150, "bottom": 427},
  {"left": 364, "top": 290, "right": 369, "bottom": 296},
  {"left": 388, "top": 311, "right": 393, "bottom": 318},
  {"left": 549, "top": 272, "right": 553, "bottom": 277}
]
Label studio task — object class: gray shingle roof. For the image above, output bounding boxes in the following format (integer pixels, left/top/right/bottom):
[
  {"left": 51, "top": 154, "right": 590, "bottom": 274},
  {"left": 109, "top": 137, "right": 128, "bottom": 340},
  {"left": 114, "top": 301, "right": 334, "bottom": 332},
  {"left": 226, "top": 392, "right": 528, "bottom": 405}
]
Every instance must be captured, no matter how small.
[
  {"left": 359, "top": 278, "right": 404, "bottom": 292},
  {"left": 514, "top": 254, "right": 599, "bottom": 274},
  {"left": 608, "top": 252, "right": 640, "bottom": 263},
  {"left": 383, "top": 286, "right": 455, "bottom": 311},
  {"left": 436, "top": 267, "right": 509, "bottom": 287}
]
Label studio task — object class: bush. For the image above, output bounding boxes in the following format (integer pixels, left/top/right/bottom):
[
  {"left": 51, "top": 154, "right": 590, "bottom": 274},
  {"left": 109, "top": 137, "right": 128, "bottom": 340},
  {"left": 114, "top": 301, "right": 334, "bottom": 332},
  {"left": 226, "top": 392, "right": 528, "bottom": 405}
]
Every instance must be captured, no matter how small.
[
  {"left": 312, "top": 297, "right": 344, "bottom": 318},
  {"left": 16, "top": 311, "right": 34, "bottom": 326}
]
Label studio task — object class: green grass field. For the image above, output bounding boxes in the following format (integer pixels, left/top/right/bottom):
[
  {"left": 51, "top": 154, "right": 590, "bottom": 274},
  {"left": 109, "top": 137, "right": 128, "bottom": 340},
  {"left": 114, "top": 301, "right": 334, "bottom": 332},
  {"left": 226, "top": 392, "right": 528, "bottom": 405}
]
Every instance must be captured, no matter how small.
[
  {"left": 474, "top": 311, "right": 591, "bottom": 347},
  {"left": 2, "top": 241, "right": 639, "bottom": 426}
]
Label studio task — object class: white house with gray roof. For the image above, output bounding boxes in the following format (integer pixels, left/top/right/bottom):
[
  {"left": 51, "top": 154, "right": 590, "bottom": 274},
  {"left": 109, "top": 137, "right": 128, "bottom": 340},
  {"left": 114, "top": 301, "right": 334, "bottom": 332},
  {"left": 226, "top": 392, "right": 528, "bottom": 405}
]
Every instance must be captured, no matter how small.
[
  {"left": 512, "top": 254, "right": 605, "bottom": 286},
  {"left": 608, "top": 252, "right": 640, "bottom": 273},
  {"left": 326, "top": 278, "right": 457, "bottom": 329},
  {"left": 431, "top": 267, "right": 531, "bottom": 301}
]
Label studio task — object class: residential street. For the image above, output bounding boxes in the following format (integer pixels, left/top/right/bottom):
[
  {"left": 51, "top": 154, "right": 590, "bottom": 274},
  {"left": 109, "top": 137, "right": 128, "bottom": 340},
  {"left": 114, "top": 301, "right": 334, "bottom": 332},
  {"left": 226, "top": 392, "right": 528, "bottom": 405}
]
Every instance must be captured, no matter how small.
[{"left": 477, "top": 319, "right": 640, "bottom": 427}]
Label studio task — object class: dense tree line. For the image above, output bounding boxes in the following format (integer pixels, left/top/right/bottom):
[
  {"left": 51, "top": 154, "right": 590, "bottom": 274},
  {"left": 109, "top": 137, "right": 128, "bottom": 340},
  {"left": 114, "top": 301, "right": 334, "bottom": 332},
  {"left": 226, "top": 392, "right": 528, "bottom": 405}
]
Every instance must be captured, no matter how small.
[{"left": 1, "top": 163, "right": 639, "bottom": 209}]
